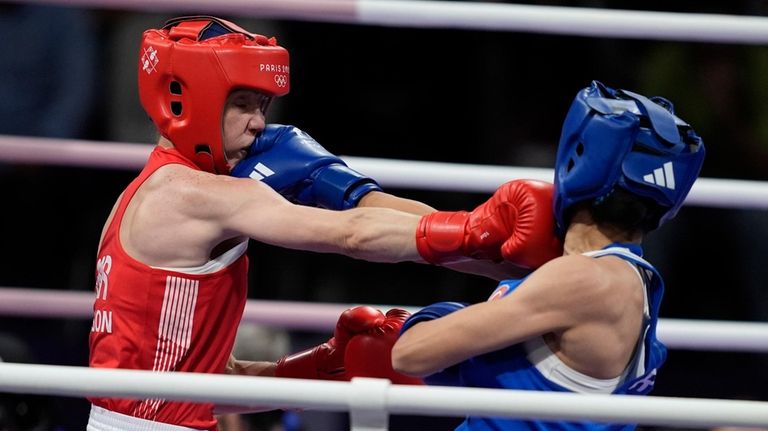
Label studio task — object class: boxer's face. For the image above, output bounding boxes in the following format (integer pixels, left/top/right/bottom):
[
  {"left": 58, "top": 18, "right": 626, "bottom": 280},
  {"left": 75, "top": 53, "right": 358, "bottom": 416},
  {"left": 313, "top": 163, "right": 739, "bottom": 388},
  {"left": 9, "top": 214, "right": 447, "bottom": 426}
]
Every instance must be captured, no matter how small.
[{"left": 222, "top": 89, "right": 270, "bottom": 168}]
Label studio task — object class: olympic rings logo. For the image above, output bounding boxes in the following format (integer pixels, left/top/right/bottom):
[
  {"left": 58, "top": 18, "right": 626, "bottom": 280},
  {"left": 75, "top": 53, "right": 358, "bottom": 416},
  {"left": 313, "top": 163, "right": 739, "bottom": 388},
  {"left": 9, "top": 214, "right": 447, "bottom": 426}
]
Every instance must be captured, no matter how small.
[{"left": 274, "top": 74, "right": 288, "bottom": 87}]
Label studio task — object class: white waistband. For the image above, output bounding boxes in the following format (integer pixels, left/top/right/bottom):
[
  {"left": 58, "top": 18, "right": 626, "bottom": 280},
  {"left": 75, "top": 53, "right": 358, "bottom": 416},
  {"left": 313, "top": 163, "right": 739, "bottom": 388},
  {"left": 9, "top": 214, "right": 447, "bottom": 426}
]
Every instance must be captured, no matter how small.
[{"left": 87, "top": 405, "right": 204, "bottom": 431}]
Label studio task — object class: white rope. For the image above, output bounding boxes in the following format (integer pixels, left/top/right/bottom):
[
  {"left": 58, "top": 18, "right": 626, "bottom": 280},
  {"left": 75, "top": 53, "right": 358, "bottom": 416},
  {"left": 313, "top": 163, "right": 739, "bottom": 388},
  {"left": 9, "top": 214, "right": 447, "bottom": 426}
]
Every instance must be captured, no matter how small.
[
  {"left": 17, "top": 0, "right": 768, "bottom": 44},
  {"left": 3, "top": 135, "right": 767, "bottom": 210},
  {"left": 343, "top": 156, "right": 768, "bottom": 210},
  {"left": 1, "top": 363, "right": 767, "bottom": 428},
  {"left": 0, "top": 135, "right": 151, "bottom": 170},
  {"left": 2, "top": 287, "right": 767, "bottom": 353},
  {"left": 358, "top": 1, "right": 768, "bottom": 44}
]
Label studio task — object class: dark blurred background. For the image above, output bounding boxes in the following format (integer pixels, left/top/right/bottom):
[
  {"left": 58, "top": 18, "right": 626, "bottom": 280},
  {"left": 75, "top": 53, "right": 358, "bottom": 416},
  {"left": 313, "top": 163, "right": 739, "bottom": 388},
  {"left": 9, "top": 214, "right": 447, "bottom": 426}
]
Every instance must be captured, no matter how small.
[{"left": 1, "top": 1, "right": 767, "bottom": 430}]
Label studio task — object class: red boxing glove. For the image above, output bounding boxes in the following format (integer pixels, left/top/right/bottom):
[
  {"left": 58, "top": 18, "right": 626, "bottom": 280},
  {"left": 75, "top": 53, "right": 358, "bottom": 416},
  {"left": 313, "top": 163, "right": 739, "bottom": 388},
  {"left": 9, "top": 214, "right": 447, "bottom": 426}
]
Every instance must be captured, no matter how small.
[
  {"left": 344, "top": 309, "right": 423, "bottom": 385},
  {"left": 274, "top": 306, "right": 385, "bottom": 380},
  {"left": 416, "top": 179, "right": 562, "bottom": 269}
]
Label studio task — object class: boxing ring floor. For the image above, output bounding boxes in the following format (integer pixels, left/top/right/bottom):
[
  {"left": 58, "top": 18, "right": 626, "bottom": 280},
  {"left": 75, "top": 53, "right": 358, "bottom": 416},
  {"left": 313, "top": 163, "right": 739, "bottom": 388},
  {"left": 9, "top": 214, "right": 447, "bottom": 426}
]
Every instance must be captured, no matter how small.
[{"left": 2, "top": 1, "right": 768, "bottom": 430}]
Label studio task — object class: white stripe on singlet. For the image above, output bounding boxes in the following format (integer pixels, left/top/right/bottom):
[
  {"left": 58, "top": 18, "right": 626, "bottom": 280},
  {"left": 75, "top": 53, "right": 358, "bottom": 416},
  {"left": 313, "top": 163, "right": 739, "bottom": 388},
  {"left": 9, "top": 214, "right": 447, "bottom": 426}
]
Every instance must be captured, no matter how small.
[
  {"left": 87, "top": 405, "right": 203, "bottom": 431},
  {"left": 133, "top": 276, "right": 199, "bottom": 419}
]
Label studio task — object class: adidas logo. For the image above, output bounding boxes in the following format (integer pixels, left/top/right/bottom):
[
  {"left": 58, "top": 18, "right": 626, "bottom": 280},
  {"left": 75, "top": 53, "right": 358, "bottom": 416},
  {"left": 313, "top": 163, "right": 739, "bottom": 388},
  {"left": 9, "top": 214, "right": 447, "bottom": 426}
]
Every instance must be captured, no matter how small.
[
  {"left": 643, "top": 162, "right": 675, "bottom": 190},
  {"left": 248, "top": 162, "right": 275, "bottom": 181}
]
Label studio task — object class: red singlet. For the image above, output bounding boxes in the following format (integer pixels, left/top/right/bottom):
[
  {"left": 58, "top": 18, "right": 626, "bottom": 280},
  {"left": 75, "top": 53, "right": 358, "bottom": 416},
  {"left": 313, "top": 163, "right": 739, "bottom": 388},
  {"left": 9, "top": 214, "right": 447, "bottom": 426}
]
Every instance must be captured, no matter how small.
[{"left": 89, "top": 147, "right": 248, "bottom": 430}]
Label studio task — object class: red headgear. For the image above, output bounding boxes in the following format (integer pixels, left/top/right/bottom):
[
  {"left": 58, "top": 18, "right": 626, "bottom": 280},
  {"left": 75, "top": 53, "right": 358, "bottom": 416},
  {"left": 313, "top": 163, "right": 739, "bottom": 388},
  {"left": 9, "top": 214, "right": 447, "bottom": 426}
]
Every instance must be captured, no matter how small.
[{"left": 138, "top": 16, "right": 290, "bottom": 174}]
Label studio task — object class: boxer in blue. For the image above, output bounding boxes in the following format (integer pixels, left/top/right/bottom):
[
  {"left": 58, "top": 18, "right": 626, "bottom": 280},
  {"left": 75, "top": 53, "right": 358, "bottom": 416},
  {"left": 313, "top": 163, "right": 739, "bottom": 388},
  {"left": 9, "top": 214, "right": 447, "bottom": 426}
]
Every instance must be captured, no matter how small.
[{"left": 391, "top": 81, "right": 706, "bottom": 431}]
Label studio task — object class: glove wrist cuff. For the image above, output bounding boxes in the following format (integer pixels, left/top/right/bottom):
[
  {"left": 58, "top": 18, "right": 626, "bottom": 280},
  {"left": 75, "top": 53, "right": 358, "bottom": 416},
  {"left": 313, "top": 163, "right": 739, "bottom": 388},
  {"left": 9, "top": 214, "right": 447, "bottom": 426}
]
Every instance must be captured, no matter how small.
[
  {"left": 274, "top": 345, "right": 347, "bottom": 381},
  {"left": 416, "top": 211, "right": 471, "bottom": 264},
  {"left": 274, "top": 349, "right": 317, "bottom": 379},
  {"left": 312, "top": 165, "right": 382, "bottom": 210}
]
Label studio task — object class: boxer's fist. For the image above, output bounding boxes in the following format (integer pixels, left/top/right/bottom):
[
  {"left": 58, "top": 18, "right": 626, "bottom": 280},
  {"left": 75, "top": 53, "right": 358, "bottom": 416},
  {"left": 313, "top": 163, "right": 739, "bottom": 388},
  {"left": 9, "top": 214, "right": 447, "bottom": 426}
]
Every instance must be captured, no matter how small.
[
  {"left": 231, "top": 124, "right": 382, "bottom": 209},
  {"left": 274, "top": 306, "right": 385, "bottom": 380},
  {"left": 345, "top": 309, "right": 423, "bottom": 385},
  {"left": 415, "top": 180, "right": 562, "bottom": 269}
]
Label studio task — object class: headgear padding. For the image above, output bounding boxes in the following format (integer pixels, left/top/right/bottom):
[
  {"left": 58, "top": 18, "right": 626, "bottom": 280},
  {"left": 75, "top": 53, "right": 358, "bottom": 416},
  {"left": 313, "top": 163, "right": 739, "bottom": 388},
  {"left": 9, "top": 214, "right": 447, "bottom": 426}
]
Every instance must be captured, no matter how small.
[
  {"left": 138, "top": 16, "right": 290, "bottom": 174},
  {"left": 554, "top": 80, "right": 705, "bottom": 234}
]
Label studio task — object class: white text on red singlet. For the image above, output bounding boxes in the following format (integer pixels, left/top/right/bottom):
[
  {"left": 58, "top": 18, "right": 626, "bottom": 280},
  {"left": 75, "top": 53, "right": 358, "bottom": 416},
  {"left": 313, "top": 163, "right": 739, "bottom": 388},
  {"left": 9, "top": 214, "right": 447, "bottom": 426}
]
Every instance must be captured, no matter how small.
[{"left": 92, "top": 255, "right": 113, "bottom": 334}]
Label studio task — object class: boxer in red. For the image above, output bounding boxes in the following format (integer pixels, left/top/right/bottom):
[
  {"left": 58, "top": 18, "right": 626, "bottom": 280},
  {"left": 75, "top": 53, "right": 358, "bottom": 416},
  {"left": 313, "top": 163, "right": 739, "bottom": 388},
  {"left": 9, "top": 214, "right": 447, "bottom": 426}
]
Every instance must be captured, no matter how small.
[{"left": 87, "top": 15, "right": 561, "bottom": 431}]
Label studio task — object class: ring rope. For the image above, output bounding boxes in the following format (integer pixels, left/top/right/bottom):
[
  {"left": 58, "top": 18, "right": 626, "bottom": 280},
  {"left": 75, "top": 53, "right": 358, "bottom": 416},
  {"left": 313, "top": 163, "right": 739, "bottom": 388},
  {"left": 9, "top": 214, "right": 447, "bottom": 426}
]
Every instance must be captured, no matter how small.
[
  {"left": 1, "top": 363, "right": 767, "bottom": 430},
  {"left": 3, "top": 4, "right": 765, "bottom": 429},
  {"left": 2, "top": 287, "right": 767, "bottom": 352},
  {"left": 18, "top": 0, "right": 768, "bottom": 44},
  {"left": 3, "top": 135, "right": 767, "bottom": 210}
]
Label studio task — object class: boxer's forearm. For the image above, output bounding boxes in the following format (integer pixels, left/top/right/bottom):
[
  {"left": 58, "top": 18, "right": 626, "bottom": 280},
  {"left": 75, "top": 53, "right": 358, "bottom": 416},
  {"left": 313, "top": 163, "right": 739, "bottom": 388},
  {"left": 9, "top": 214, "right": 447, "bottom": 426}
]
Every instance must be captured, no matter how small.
[{"left": 226, "top": 355, "right": 277, "bottom": 377}]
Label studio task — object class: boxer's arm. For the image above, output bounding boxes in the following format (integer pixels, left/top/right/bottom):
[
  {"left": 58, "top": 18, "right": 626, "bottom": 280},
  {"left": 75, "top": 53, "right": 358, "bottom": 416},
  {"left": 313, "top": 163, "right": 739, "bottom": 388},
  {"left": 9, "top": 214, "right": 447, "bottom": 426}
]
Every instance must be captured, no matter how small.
[
  {"left": 180, "top": 172, "right": 549, "bottom": 269},
  {"left": 214, "top": 356, "right": 278, "bottom": 415},
  {"left": 225, "top": 356, "right": 276, "bottom": 377},
  {"left": 202, "top": 175, "right": 424, "bottom": 263},
  {"left": 357, "top": 191, "right": 436, "bottom": 215},
  {"left": 392, "top": 256, "right": 605, "bottom": 377},
  {"left": 397, "top": 302, "right": 467, "bottom": 386}
]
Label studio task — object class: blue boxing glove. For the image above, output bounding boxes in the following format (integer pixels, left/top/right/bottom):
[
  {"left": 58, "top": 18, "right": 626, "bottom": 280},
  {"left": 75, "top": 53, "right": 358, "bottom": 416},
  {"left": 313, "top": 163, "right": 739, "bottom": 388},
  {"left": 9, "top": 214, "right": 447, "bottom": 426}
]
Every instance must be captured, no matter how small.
[
  {"left": 400, "top": 302, "right": 468, "bottom": 386},
  {"left": 231, "top": 124, "right": 382, "bottom": 210}
]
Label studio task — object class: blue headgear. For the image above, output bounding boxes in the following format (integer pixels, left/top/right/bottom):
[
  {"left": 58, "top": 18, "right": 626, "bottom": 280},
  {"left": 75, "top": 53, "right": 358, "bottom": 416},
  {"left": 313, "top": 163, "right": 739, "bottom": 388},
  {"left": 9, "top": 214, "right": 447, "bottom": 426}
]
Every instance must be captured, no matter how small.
[{"left": 554, "top": 80, "right": 705, "bottom": 234}]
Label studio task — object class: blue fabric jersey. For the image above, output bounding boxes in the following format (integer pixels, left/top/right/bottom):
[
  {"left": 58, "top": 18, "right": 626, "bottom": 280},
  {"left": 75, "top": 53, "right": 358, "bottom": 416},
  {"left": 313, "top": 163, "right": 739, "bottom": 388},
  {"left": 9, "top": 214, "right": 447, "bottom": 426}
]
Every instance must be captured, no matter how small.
[{"left": 452, "top": 244, "right": 667, "bottom": 431}]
